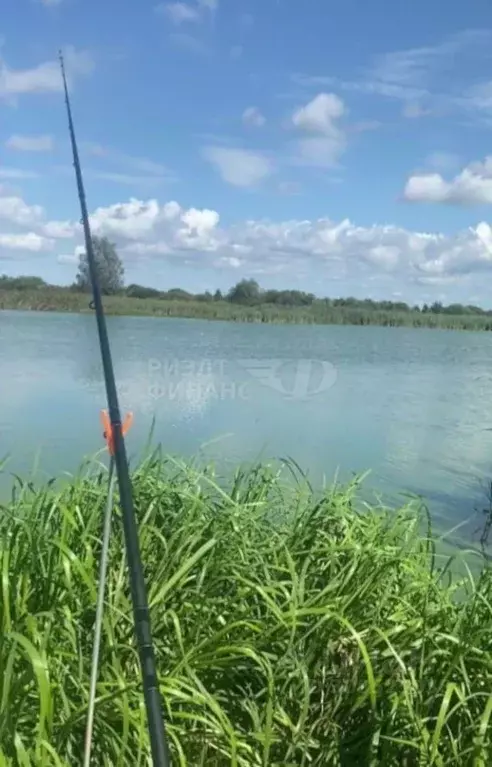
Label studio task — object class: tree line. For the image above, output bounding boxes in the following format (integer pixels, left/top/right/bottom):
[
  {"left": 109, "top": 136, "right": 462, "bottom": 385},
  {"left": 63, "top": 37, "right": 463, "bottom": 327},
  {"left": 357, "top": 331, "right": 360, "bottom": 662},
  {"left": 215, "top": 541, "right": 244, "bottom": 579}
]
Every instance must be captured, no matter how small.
[{"left": 1, "top": 235, "right": 491, "bottom": 317}]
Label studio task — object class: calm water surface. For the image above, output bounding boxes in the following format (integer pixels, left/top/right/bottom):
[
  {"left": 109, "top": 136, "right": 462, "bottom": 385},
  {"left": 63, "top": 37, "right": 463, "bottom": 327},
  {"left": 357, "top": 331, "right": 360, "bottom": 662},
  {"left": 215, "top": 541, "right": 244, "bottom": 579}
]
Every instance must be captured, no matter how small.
[{"left": 2, "top": 311, "right": 492, "bottom": 542}]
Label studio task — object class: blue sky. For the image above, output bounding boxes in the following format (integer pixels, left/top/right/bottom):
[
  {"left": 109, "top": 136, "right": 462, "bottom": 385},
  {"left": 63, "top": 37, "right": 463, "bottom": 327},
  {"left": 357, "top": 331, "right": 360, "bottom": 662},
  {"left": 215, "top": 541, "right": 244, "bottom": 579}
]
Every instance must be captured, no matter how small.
[{"left": 3, "top": 0, "right": 492, "bottom": 305}]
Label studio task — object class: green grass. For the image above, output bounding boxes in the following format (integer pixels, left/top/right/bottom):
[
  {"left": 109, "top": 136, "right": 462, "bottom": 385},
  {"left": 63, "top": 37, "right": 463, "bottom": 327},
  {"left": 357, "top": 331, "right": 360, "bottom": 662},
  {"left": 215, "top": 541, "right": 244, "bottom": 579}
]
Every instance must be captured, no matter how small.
[
  {"left": 1, "top": 455, "right": 492, "bottom": 765},
  {"left": 3, "top": 288, "right": 492, "bottom": 330}
]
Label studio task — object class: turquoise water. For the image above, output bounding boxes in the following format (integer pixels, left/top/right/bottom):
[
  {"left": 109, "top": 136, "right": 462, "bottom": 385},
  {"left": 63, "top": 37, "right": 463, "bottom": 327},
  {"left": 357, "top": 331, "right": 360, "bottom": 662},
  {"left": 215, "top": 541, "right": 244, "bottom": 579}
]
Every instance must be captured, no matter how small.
[{"left": 2, "top": 310, "right": 492, "bottom": 543}]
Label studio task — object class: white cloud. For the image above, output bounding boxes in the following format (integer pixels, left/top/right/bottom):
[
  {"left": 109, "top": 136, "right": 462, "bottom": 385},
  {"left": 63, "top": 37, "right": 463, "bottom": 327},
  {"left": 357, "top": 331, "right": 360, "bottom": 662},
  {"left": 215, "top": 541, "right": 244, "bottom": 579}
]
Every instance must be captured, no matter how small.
[
  {"left": 79, "top": 144, "right": 175, "bottom": 187},
  {"left": 6, "top": 134, "right": 53, "bottom": 152},
  {"left": 6, "top": 183, "right": 492, "bottom": 292},
  {"left": 0, "top": 46, "right": 94, "bottom": 99},
  {"left": 0, "top": 168, "right": 39, "bottom": 180},
  {"left": 294, "top": 136, "right": 347, "bottom": 168},
  {"left": 0, "top": 191, "right": 76, "bottom": 259},
  {"left": 90, "top": 199, "right": 163, "bottom": 240},
  {"left": 0, "top": 233, "right": 53, "bottom": 251},
  {"left": 156, "top": 0, "right": 217, "bottom": 25},
  {"left": 366, "top": 31, "right": 490, "bottom": 98},
  {"left": 52, "top": 195, "right": 492, "bottom": 285},
  {"left": 242, "top": 106, "right": 266, "bottom": 127},
  {"left": 0, "top": 196, "right": 44, "bottom": 226},
  {"left": 404, "top": 157, "right": 492, "bottom": 205},
  {"left": 202, "top": 147, "right": 273, "bottom": 187},
  {"left": 294, "top": 31, "right": 492, "bottom": 122},
  {"left": 84, "top": 198, "right": 221, "bottom": 259},
  {"left": 292, "top": 92, "right": 345, "bottom": 133},
  {"left": 42, "top": 220, "right": 77, "bottom": 238},
  {"left": 89, "top": 171, "right": 168, "bottom": 187},
  {"left": 83, "top": 144, "right": 171, "bottom": 176},
  {"left": 157, "top": 2, "right": 201, "bottom": 24},
  {"left": 290, "top": 93, "right": 346, "bottom": 167}
]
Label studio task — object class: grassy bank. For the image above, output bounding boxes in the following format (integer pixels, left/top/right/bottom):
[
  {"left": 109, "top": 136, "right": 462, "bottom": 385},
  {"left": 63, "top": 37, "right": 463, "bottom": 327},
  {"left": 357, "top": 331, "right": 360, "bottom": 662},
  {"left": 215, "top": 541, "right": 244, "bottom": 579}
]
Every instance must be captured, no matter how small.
[
  {"left": 3, "top": 287, "right": 492, "bottom": 330},
  {"left": 1, "top": 457, "right": 491, "bottom": 765}
]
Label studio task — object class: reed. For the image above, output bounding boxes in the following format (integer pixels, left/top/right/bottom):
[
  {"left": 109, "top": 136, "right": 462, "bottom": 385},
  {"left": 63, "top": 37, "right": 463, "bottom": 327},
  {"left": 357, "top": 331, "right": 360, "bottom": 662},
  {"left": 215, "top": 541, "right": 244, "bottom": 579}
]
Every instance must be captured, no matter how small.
[
  {"left": 0, "top": 456, "right": 491, "bottom": 765},
  {"left": 3, "top": 289, "right": 492, "bottom": 331}
]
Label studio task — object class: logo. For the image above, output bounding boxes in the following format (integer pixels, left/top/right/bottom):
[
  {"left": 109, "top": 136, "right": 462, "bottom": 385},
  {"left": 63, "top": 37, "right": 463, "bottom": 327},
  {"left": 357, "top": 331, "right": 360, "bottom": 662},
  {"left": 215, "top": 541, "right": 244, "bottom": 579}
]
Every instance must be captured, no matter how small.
[{"left": 238, "top": 358, "right": 337, "bottom": 401}]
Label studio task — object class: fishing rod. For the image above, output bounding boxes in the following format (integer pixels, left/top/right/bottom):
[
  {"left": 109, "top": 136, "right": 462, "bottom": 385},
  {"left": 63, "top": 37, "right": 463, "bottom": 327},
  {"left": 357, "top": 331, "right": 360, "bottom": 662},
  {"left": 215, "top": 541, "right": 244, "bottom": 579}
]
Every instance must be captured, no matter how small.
[{"left": 58, "top": 52, "right": 171, "bottom": 767}]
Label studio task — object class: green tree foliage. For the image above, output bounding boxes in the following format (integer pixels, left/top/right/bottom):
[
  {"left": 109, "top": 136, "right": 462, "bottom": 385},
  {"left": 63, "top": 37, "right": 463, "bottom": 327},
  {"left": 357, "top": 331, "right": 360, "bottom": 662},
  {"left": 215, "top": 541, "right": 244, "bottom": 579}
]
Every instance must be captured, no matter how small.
[
  {"left": 263, "top": 289, "right": 316, "bottom": 306},
  {"left": 227, "top": 279, "right": 261, "bottom": 304},
  {"left": 164, "top": 288, "right": 194, "bottom": 301},
  {"left": 6, "top": 271, "right": 492, "bottom": 330},
  {"left": 0, "top": 275, "right": 48, "bottom": 290},
  {"left": 75, "top": 236, "right": 125, "bottom": 295},
  {"left": 195, "top": 291, "right": 214, "bottom": 302},
  {"left": 126, "top": 284, "right": 162, "bottom": 299}
]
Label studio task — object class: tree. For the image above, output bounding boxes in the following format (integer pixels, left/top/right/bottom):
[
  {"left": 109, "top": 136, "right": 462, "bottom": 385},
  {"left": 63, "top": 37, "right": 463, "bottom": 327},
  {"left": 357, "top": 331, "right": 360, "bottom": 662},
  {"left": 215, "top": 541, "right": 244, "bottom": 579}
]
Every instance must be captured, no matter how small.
[
  {"left": 164, "top": 288, "right": 193, "bottom": 301},
  {"left": 430, "top": 301, "right": 443, "bottom": 314},
  {"left": 75, "top": 236, "right": 124, "bottom": 294},
  {"left": 126, "top": 283, "right": 161, "bottom": 299},
  {"left": 0, "top": 275, "right": 47, "bottom": 291},
  {"left": 213, "top": 289, "right": 223, "bottom": 301},
  {"left": 227, "top": 279, "right": 261, "bottom": 305}
]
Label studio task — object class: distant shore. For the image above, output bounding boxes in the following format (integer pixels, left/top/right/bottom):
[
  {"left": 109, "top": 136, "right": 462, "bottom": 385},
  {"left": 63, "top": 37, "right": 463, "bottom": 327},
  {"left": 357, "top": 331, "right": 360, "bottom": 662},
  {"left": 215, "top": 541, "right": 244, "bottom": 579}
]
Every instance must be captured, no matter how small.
[{"left": 2, "top": 288, "right": 492, "bottom": 330}]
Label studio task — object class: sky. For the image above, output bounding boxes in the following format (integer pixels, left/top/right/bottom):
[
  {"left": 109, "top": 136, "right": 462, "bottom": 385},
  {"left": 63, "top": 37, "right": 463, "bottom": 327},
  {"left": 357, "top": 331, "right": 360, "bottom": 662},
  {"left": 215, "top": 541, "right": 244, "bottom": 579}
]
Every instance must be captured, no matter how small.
[{"left": 3, "top": 0, "right": 492, "bottom": 305}]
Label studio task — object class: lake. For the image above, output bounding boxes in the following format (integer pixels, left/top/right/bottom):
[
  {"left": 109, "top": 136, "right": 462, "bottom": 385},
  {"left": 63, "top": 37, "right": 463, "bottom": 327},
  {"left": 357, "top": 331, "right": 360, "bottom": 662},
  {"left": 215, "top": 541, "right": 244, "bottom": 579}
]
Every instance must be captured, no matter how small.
[{"left": 2, "top": 310, "right": 492, "bottom": 544}]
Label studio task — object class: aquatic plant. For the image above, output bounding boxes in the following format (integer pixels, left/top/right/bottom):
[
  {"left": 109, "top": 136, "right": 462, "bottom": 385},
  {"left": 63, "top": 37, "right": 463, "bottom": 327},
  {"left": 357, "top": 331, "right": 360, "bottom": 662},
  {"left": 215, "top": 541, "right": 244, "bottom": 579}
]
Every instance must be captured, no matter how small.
[{"left": 0, "top": 457, "right": 491, "bottom": 765}]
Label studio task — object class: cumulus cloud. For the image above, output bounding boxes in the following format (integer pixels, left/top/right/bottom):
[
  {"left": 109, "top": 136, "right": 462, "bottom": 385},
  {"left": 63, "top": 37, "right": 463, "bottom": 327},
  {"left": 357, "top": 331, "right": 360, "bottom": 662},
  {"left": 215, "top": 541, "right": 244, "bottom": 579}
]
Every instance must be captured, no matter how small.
[
  {"left": 0, "top": 46, "right": 94, "bottom": 99},
  {"left": 202, "top": 147, "right": 273, "bottom": 187},
  {"left": 0, "top": 233, "right": 53, "bottom": 252},
  {"left": 51, "top": 196, "right": 492, "bottom": 286},
  {"left": 290, "top": 93, "right": 347, "bottom": 167},
  {"left": 5, "top": 184, "right": 492, "bottom": 291},
  {"left": 6, "top": 134, "right": 53, "bottom": 152},
  {"left": 87, "top": 198, "right": 221, "bottom": 259},
  {"left": 0, "top": 196, "right": 44, "bottom": 226},
  {"left": 0, "top": 191, "right": 77, "bottom": 260},
  {"left": 242, "top": 106, "right": 266, "bottom": 127},
  {"left": 404, "top": 157, "right": 492, "bottom": 205},
  {"left": 292, "top": 92, "right": 345, "bottom": 132}
]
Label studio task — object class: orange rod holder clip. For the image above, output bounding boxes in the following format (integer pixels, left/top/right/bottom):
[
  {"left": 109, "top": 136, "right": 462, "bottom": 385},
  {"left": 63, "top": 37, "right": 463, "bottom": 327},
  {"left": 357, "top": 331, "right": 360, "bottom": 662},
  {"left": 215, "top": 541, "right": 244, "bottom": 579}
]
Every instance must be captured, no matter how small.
[{"left": 100, "top": 409, "right": 133, "bottom": 455}]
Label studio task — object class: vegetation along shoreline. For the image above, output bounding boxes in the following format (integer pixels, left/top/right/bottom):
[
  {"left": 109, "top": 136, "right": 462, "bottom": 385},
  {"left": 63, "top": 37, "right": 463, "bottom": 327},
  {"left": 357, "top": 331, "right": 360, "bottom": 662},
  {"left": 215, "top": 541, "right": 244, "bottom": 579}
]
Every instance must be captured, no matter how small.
[
  {"left": 1, "top": 455, "right": 492, "bottom": 764},
  {"left": 3, "top": 236, "right": 492, "bottom": 330},
  {"left": 3, "top": 278, "right": 492, "bottom": 331}
]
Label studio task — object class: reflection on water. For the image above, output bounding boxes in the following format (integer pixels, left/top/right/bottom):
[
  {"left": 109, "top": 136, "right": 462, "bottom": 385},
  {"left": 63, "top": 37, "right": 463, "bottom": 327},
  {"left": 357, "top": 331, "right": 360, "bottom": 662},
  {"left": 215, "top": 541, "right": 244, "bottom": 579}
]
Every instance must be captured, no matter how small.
[{"left": 2, "top": 310, "right": 492, "bottom": 544}]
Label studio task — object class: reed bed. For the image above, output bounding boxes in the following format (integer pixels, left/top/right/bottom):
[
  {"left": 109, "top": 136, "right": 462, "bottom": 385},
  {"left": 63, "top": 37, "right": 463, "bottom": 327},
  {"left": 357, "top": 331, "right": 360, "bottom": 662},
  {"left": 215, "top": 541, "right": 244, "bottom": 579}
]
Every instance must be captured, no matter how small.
[
  {"left": 3, "top": 289, "right": 492, "bottom": 331},
  {"left": 0, "top": 456, "right": 491, "bottom": 765}
]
